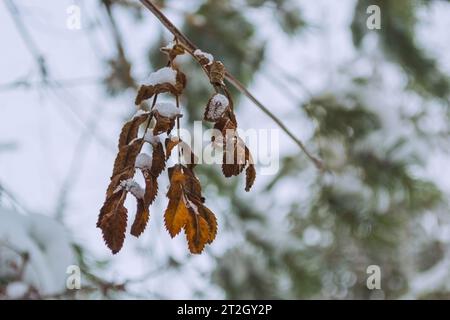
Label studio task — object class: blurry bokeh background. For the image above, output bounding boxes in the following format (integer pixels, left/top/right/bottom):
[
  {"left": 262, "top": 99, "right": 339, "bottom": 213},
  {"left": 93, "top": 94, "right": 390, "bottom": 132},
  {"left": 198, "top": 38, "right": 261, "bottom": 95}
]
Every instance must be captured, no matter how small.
[{"left": 1, "top": 0, "right": 450, "bottom": 299}]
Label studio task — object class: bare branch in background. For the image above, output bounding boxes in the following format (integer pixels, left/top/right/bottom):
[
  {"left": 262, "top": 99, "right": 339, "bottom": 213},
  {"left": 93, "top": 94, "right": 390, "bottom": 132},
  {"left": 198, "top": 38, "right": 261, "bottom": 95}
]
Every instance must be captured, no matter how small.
[{"left": 4, "top": 0, "right": 48, "bottom": 80}]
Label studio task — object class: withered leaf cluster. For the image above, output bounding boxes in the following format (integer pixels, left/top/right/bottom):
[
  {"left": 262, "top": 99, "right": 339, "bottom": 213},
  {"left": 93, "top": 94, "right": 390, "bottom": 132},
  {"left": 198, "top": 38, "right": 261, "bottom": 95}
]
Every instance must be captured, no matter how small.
[{"left": 98, "top": 41, "right": 255, "bottom": 255}]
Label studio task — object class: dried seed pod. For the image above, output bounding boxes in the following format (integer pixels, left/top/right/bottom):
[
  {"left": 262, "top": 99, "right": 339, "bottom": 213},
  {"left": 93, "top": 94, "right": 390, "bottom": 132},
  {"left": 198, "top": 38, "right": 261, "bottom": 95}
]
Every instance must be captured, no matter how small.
[{"left": 209, "top": 61, "right": 225, "bottom": 85}]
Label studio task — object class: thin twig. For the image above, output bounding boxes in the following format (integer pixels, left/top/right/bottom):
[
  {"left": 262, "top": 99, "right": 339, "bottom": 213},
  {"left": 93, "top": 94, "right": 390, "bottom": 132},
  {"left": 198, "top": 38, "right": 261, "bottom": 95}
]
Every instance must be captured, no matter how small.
[
  {"left": 138, "top": 0, "right": 323, "bottom": 169},
  {"left": 5, "top": 0, "right": 48, "bottom": 80},
  {"left": 0, "top": 182, "right": 32, "bottom": 214}
]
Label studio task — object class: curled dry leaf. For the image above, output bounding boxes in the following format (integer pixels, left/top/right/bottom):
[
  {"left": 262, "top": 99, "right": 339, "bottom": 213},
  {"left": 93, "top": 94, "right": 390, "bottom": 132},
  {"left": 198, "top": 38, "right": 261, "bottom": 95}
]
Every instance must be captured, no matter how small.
[
  {"left": 184, "top": 210, "right": 211, "bottom": 254},
  {"left": 212, "top": 115, "right": 256, "bottom": 191},
  {"left": 99, "top": 112, "right": 152, "bottom": 251},
  {"left": 209, "top": 61, "right": 225, "bottom": 85},
  {"left": 165, "top": 136, "right": 180, "bottom": 160},
  {"left": 212, "top": 116, "right": 236, "bottom": 146},
  {"left": 135, "top": 139, "right": 166, "bottom": 207},
  {"left": 130, "top": 140, "right": 166, "bottom": 237},
  {"left": 135, "top": 69, "right": 186, "bottom": 105},
  {"left": 109, "top": 112, "right": 150, "bottom": 193},
  {"left": 204, "top": 93, "right": 230, "bottom": 122},
  {"left": 179, "top": 141, "right": 199, "bottom": 169},
  {"left": 152, "top": 110, "right": 181, "bottom": 135},
  {"left": 160, "top": 42, "right": 185, "bottom": 61},
  {"left": 222, "top": 137, "right": 246, "bottom": 177},
  {"left": 164, "top": 164, "right": 217, "bottom": 254},
  {"left": 119, "top": 113, "right": 149, "bottom": 148},
  {"left": 107, "top": 138, "right": 144, "bottom": 196},
  {"left": 143, "top": 173, "right": 158, "bottom": 206},
  {"left": 114, "top": 179, "right": 149, "bottom": 238}
]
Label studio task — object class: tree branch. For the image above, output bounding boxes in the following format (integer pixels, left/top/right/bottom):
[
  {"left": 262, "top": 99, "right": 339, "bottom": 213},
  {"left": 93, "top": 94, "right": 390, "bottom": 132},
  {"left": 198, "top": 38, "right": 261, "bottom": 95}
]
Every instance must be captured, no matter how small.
[
  {"left": 5, "top": 0, "right": 48, "bottom": 80},
  {"left": 138, "top": 0, "right": 323, "bottom": 169}
]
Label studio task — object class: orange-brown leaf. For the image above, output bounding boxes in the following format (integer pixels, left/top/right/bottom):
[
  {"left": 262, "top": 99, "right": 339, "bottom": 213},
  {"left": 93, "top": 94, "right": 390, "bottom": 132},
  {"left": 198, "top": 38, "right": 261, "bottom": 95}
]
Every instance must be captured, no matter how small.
[
  {"left": 164, "top": 165, "right": 217, "bottom": 253},
  {"left": 182, "top": 166, "right": 203, "bottom": 201},
  {"left": 164, "top": 194, "right": 190, "bottom": 238},
  {"left": 184, "top": 211, "right": 211, "bottom": 254},
  {"left": 164, "top": 165, "right": 189, "bottom": 237},
  {"left": 196, "top": 202, "right": 217, "bottom": 244}
]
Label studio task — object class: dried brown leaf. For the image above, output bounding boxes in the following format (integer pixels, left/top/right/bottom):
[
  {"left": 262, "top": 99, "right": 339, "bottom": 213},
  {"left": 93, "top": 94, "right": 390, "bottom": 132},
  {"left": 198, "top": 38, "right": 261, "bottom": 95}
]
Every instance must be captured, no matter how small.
[
  {"left": 135, "top": 85, "right": 156, "bottom": 105},
  {"left": 135, "top": 70, "right": 186, "bottom": 105},
  {"left": 118, "top": 113, "right": 149, "bottom": 148},
  {"left": 222, "top": 136, "right": 246, "bottom": 177},
  {"left": 176, "top": 70, "right": 187, "bottom": 91},
  {"left": 107, "top": 138, "right": 143, "bottom": 196},
  {"left": 209, "top": 61, "right": 225, "bottom": 85},
  {"left": 130, "top": 198, "right": 149, "bottom": 237},
  {"left": 194, "top": 201, "right": 217, "bottom": 244},
  {"left": 153, "top": 111, "right": 177, "bottom": 135},
  {"left": 179, "top": 141, "right": 199, "bottom": 169},
  {"left": 98, "top": 191, "right": 128, "bottom": 254},
  {"left": 204, "top": 95, "right": 229, "bottom": 122},
  {"left": 245, "top": 163, "right": 256, "bottom": 192},
  {"left": 182, "top": 166, "right": 203, "bottom": 201},
  {"left": 143, "top": 173, "right": 158, "bottom": 205},
  {"left": 165, "top": 136, "right": 180, "bottom": 160},
  {"left": 219, "top": 129, "right": 257, "bottom": 191},
  {"left": 184, "top": 212, "right": 210, "bottom": 254},
  {"left": 151, "top": 141, "right": 166, "bottom": 177},
  {"left": 161, "top": 43, "right": 185, "bottom": 61}
]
